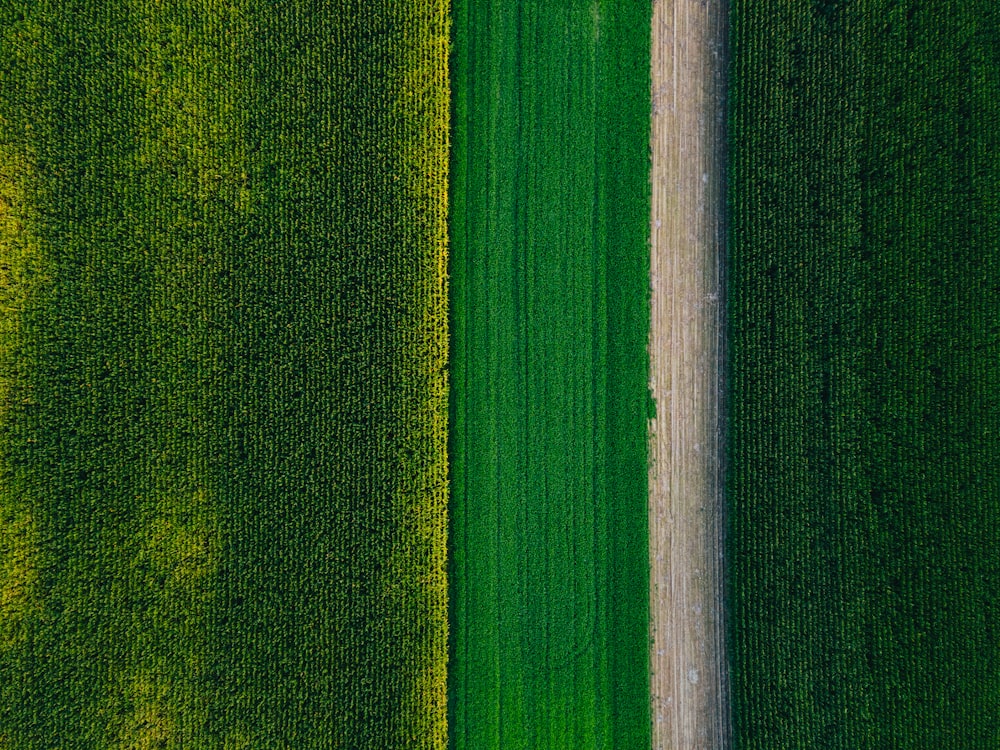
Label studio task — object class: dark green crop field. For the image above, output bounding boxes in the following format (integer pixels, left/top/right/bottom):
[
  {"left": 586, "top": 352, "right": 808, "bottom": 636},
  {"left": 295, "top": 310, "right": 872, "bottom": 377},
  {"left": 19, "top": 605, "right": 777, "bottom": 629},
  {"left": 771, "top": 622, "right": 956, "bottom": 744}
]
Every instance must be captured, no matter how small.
[
  {"left": 0, "top": 1, "right": 449, "bottom": 747},
  {"left": 727, "top": 1, "right": 1000, "bottom": 746},
  {"left": 448, "top": 1, "right": 651, "bottom": 747}
]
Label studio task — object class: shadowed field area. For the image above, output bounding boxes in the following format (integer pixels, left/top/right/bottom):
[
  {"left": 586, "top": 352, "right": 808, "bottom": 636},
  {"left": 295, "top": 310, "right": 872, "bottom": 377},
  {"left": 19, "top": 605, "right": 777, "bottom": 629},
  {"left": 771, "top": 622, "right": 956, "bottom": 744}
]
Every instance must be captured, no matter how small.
[{"left": 727, "top": 2, "right": 1000, "bottom": 746}]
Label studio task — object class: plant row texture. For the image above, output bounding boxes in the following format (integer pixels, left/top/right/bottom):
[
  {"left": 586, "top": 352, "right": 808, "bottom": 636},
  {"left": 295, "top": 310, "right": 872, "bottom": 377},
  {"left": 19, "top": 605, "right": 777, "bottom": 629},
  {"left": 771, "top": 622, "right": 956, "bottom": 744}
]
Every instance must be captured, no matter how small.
[
  {"left": 0, "top": 0, "right": 449, "bottom": 747},
  {"left": 727, "top": 1, "right": 1000, "bottom": 746}
]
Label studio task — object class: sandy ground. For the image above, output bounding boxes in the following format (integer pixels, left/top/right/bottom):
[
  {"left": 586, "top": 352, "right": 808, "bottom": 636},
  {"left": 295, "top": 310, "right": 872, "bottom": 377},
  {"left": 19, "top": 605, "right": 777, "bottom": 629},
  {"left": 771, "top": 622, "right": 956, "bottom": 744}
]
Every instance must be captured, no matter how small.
[{"left": 648, "top": 0, "right": 730, "bottom": 748}]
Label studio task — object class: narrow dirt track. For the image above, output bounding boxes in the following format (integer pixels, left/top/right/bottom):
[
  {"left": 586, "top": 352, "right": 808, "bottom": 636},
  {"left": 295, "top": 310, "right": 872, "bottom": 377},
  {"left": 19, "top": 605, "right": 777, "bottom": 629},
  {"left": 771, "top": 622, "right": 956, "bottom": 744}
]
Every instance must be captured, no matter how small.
[{"left": 648, "top": 0, "right": 730, "bottom": 748}]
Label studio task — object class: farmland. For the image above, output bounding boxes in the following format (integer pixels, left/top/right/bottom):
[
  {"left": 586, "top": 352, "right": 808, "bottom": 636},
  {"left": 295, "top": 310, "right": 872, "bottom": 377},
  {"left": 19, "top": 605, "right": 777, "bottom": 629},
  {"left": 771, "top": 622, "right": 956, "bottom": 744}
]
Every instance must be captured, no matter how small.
[
  {"left": 0, "top": 1, "right": 449, "bottom": 747},
  {"left": 448, "top": 1, "right": 651, "bottom": 747},
  {"left": 727, "top": 1, "right": 1000, "bottom": 746}
]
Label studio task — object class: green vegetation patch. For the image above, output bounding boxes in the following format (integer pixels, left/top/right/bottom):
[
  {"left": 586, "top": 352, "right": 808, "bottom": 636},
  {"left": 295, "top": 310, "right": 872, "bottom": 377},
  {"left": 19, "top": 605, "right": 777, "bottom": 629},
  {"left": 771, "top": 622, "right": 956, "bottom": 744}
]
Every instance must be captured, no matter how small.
[
  {"left": 448, "top": 1, "right": 651, "bottom": 747},
  {"left": 0, "top": 1, "right": 449, "bottom": 747},
  {"left": 727, "top": 1, "right": 1000, "bottom": 746}
]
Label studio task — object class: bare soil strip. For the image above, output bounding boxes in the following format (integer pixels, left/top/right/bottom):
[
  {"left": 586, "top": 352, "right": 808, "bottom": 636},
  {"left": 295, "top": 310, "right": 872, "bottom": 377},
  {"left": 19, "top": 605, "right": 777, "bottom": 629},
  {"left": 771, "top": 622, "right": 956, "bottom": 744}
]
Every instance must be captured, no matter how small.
[{"left": 648, "top": 1, "right": 730, "bottom": 748}]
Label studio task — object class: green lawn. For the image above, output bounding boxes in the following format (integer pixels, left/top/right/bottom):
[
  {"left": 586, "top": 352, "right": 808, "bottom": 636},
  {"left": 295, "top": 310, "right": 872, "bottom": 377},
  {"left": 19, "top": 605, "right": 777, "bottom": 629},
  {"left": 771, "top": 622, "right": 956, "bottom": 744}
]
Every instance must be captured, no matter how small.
[
  {"left": 0, "top": 1, "right": 449, "bottom": 747},
  {"left": 448, "top": 1, "right": 651, "bottom": 747},
  {"left": 727, "top": 2, "right": 1000, "bottom": 746}
]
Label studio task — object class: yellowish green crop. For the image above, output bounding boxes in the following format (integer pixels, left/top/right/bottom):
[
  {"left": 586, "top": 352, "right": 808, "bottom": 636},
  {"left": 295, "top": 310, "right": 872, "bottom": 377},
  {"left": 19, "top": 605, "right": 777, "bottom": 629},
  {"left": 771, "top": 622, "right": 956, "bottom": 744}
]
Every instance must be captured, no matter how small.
[{"left": 0, "top": 1, "right": 450, "bottom": 746}]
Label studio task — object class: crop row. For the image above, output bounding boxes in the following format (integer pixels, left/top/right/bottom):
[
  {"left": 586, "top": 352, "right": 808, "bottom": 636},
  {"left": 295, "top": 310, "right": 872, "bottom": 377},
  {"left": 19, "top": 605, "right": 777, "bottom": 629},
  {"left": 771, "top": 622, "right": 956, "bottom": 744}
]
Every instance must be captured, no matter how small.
[
  {"left": 727, "top": 1, "right": 1000, "bottom": 746},
  {"left": 0, "top": 1, "right": 449, "bottom": 747}
]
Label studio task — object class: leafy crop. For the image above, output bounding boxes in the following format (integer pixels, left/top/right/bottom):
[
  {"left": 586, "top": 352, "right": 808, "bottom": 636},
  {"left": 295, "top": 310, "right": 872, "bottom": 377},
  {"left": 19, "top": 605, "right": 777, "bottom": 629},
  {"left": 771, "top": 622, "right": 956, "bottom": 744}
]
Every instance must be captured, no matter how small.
[
  {"left": 727, "top": 1, "right": 1000, "bottom": 746},
  {"left": 0, "top": 1, "right": 449, "bottom": 747}
]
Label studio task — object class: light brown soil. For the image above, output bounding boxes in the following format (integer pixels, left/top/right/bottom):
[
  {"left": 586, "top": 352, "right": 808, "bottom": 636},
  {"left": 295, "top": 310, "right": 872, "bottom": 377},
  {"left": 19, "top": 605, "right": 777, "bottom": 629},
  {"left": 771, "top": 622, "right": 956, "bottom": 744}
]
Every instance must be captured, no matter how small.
[{"left": 648, "top": 0, "right": 730, "bottom": 748}]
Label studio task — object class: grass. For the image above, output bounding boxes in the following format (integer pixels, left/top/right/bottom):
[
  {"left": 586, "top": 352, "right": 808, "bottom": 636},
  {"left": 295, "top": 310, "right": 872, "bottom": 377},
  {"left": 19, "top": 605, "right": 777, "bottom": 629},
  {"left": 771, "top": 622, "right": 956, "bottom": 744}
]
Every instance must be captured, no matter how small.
[
  {"left": 727, "top": 1, "right": 1000, "bottom": 746},
  {"left": 0, "top": 1, "right": 449, "bottom": 746},
  {"left": 448, "top": 1, "right": 651, "bottom": 747}
]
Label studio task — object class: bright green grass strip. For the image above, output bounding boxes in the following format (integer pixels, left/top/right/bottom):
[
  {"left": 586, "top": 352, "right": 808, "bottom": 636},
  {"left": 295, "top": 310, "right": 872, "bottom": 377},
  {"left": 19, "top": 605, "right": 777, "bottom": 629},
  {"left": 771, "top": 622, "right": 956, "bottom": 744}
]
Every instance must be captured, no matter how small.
[
  {"left": 0, "top": 1, "right": 449, "bottom": 747},
  {"left": 448, "top": 1, "right": 651, "bottom": 747},
  {"left": 727, "top": 2, "right": 1000, "bottom": 746}
]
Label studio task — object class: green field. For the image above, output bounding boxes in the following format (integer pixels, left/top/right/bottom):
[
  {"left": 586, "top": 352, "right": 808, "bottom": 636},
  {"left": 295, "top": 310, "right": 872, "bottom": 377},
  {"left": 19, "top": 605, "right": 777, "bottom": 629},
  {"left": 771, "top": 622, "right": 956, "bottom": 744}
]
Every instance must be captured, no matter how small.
[
  {"left": 727, "top": 1, "right": 1000, "bottom": 746},
  {"left": 448, "top": 1, "right": 651, "bottom": 747},
  {"left": 0, "top": 1, "right": 449, "bottom": 747}
]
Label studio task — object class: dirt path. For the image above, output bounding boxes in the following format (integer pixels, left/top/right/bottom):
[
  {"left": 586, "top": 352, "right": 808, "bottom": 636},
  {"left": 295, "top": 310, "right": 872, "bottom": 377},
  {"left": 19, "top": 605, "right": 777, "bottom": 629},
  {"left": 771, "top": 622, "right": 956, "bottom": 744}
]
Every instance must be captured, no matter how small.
[{"left": 648, "top": 0, "right": 730, "bottom": 748}]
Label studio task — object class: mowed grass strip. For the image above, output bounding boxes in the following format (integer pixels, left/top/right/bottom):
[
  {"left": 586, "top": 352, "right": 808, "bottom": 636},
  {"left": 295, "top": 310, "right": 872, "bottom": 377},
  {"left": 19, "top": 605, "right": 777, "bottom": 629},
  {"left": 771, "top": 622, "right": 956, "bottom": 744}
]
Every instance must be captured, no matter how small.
[
  {"left": 449, "top": 1, "right": 651, "bottom": 747},
  {"left": 727, "top": 1, "right": 1000, "bottom": 746},
  {"left": 0, "top": 1, "right": 449, "bottom": 746}
]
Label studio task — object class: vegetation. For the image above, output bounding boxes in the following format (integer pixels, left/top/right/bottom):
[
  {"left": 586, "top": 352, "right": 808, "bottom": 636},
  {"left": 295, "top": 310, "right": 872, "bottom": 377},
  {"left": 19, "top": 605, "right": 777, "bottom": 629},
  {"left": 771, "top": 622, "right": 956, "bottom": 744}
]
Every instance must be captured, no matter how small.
[
  {"left": 448, "top": 1, "right": 651, "bottom": 747},
  {"left": 0, "top": 1, "right": 449, "bottom": 746},
  {"left": 727, "top": 1, "right": 1000, "bottom": 746}
]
